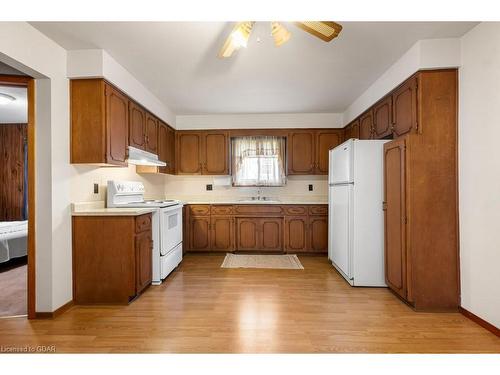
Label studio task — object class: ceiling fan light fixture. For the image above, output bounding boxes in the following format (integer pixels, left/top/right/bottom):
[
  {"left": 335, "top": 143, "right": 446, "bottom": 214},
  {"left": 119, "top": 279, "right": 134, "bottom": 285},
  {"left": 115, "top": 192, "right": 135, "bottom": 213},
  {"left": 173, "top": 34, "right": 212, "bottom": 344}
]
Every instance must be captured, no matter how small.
[
  {"left": 219, "top": 22, "right": 255, "bottom": 58},
  {"left": 271, "top": 22, "right": 291, "bottom": 47},
  {"left": 0, "top": 93, "right": 16, "bottom": 105}
]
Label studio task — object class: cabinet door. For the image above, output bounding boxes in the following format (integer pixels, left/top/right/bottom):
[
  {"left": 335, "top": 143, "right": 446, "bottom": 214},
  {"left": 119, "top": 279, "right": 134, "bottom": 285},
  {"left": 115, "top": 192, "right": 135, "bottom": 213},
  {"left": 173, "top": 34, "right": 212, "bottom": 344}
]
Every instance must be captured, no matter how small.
[
  {"left": 288, "top": 131, "right": 315, "bottom": 175},
  {"left": 190, "top": 216, "right": 211, "bottom": 251},
  {"left": 135, "top": 231, "right": 152, "bottom": 294},
  {"left": 157, "top": 121, "right": 169, "bottom": 173},
  {"left": 315, "top": 130, "right": 342, "bottom": 174},
  {"left": 392, "top": 77, "right": 418, "bottom": 137},
  {"left": 373, "top": 96, "right": 393, "bottom": 139},
  {"left": 261, "top": 218, "right": 283, "bottom": 252},
  {"left": 384, "top": 138, "right": 407, "bottom": 299},
  {"left": 145, "top": 113, "right": 158, "bottom": 154},
  {"left": 284, "top": 216, "right": 307, "bottom": 253},
  {"left": 129, "top": 102, "right": 146, "bottom": 150},
  {"left": 166, "top": 126, "right": 176, "bottom": 174},
  {"left": 176, "top": 132, "right": 202, "bottom": 174},
  {"left": 203, "top": 131, "right": 228, "bottom": 175},
  {"left": 236, "top": 218, "right": 259, "bottom": 251},
  {"left": 309, "top": 216, "right": 328, "bottom": 253},
  {"left": 211, "top": 216, "right": 234, "bottom": 251},
  {"left": 105, "top": 84, "right": 128, "bottom": 165},
  {"left": 359, "top": 110, "right": 373, "bottom": 140}
]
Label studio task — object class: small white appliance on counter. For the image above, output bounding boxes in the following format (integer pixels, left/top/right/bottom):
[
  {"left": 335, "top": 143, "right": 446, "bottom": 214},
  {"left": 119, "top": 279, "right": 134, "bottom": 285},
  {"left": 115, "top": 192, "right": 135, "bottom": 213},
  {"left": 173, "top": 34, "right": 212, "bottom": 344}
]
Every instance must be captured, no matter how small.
[
  {"left": 107, "top": 180, "right": 183, "bottom": 284},
  {"left": 328, "top": 139, "right": 388, "bottom": 286}
]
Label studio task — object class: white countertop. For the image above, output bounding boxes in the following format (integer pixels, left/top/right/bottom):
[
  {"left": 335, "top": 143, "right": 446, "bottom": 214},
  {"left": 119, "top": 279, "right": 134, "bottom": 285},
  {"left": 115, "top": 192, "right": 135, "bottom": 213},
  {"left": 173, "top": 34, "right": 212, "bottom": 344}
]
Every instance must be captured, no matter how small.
[
  {"left": 172, "top": 196, "right": 328, "bottom": 205},
  {"left": 71, "top": 201, "right": 156, "bottom": 217}
]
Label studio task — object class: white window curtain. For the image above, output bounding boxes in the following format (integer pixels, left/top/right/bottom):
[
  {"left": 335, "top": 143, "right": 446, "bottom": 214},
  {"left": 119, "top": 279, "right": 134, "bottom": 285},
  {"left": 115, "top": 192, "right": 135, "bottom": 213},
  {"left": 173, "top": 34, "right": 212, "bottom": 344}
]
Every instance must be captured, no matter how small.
[{"left": 231, "top": 136, "right": 287, "bottom": 186}]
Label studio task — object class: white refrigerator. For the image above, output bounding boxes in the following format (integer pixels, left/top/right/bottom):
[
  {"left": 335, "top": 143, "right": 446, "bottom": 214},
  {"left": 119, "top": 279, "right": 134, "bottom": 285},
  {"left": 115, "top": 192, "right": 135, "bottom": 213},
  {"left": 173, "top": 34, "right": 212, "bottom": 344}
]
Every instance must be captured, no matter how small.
[{"left": 328, "top": 139, "right": 388, "bottom": 286}]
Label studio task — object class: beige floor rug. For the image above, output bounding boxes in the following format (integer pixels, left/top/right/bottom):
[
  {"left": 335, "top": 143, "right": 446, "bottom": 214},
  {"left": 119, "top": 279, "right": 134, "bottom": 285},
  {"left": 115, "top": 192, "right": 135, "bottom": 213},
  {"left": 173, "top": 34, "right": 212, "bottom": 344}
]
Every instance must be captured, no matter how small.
[{"left": 221, "top": 254, "right": 304, "bottom": 270}]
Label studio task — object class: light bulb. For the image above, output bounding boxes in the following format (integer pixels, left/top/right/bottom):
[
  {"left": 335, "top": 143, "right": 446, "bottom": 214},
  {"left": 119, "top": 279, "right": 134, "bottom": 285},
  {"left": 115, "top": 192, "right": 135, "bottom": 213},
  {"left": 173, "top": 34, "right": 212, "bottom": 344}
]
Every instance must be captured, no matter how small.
[{"left": 231, "top": 29, "right": 248, "bottom": 49}]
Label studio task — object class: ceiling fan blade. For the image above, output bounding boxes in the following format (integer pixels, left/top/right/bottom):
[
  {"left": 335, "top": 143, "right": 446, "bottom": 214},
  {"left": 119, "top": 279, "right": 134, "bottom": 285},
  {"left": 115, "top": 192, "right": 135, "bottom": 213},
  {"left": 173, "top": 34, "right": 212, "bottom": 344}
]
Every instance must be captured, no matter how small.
[
  {"left": 271, "top": 22, "right": 291, "bottom": 47},
  {"left": 294, "top": 21, "right": 342, "bottom": 42},
  {"left": 218, "top": 22, "right": 255, "bottom": 58}
]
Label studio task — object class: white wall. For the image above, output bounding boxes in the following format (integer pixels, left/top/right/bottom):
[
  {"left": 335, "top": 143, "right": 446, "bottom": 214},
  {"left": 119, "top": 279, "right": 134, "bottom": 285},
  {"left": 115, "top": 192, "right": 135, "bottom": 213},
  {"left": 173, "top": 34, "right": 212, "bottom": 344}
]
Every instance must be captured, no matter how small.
[
  {"left": 176, "top": 113, "right": 342, "bottom": 130},
  {"left": 459, "top": 22, "right": 500, "bottom": 328},
  {"left": 343, "top": 39, "right": 461, "bottom": 125},
  {"left": 67, "top": 49, "right": 176, "bottom": 126},
  {"left": 0, "top": 22, "right": 71, "bottom": 312}
]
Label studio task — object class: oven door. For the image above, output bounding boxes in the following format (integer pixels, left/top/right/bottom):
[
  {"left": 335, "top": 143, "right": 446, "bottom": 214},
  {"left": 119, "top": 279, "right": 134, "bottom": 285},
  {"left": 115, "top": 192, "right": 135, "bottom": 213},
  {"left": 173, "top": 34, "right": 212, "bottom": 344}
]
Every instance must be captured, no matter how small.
[{"left": 159, "top": 205, "right": 183, "bottom": 256}]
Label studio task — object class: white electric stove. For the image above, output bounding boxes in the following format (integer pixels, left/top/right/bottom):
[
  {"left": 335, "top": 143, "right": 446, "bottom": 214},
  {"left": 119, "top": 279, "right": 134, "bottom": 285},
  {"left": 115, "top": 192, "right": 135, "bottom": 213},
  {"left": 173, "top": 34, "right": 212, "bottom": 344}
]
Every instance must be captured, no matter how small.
[{"left": 107, "top": 180, "right": 183, "bottom": 284}]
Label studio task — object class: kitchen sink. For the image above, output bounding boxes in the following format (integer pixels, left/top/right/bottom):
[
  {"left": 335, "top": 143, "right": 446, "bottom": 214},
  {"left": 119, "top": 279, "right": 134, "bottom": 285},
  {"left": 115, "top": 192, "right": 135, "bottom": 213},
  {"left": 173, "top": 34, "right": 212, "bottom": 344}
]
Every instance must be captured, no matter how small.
[{"left": 238, "top": 196, "right": 281, "bottom": 202}]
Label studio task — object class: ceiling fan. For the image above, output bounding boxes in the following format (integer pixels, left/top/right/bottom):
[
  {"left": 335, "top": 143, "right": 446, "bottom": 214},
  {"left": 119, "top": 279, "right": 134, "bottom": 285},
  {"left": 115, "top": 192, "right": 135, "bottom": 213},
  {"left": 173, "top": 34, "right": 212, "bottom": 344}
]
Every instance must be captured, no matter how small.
[{"left": 218, "top": 21, "right": 342, "bottom": 58}]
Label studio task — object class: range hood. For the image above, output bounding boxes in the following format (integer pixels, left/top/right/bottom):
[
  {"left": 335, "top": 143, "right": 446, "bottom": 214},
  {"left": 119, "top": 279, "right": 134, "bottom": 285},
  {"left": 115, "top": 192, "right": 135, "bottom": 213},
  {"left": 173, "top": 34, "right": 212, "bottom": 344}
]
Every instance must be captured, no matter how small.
[{"left": 127, "top": 146, "right": 166, "bottom": 167}]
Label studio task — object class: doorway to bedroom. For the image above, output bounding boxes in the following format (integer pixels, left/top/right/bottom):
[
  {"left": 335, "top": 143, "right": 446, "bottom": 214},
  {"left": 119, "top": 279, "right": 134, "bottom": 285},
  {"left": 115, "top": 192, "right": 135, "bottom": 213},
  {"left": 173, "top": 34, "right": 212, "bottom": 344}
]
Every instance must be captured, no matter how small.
[{"left": 0, "top": 70, "right": 31, "bottom": 318}]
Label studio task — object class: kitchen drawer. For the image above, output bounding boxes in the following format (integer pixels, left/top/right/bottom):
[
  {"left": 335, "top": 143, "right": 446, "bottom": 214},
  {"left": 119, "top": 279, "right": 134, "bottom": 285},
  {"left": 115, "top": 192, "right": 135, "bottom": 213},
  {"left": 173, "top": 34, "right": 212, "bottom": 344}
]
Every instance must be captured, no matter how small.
[
  {"left": 283, "top": 206, "right": 307, "bottom": 215},
  {"left": 135, "top": 214, "right": 152, "bottom": 233},
  {"left": 308, "top": 205, "right": 328, "bottom": 215},
  {"left": 189, "top": 205, "right": 210, "bottom": 216},
  {"left": 211, "top": 205, "right": 234, "bottom": 215},
  {"left": 233, "top": 205, "right": 283, "bottom": 216}
]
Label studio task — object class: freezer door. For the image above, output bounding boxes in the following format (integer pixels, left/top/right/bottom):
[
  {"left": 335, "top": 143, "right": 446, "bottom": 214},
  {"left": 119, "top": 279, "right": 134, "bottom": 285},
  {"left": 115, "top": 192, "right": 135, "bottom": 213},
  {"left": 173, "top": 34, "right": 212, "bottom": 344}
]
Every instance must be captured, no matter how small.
[
  {"left": 329, "top": 184, "right": 352, "bottom": 279},
  {"left": 329, "top": 140, "right": 353, "bottom": 185}
]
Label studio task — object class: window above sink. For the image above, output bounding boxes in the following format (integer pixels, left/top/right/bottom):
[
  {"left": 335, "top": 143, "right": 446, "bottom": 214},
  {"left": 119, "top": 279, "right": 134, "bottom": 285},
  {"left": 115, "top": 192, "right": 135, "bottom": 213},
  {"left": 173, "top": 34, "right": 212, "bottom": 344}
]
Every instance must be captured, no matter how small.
[{"left": 231, "top": 136, "right": 287, "bottom": 187}]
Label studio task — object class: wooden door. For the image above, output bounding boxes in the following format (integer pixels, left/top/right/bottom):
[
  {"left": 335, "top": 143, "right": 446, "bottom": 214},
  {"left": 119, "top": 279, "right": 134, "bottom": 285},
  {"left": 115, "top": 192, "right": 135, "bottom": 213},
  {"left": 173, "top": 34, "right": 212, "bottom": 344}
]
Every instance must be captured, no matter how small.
[
  {"left": 384, "top": 138, "right": 407, "bottom": 299},
  {"left": 261, "top": 218, "right": 283, "bottom": 252},
  {"left": 315, "top": 130, "right": 342, "bottom": 174},
  {"left": 373, "top": 96, "right": 393, "bottom": 139},
  {"left": 288, "top": 131, "right": 315, "bottom": 175},
  {"left": 145, "top": 113, "right": 158, "bottom": 154},
  {"left": 236, "top": 218, "right": 259, "bottom": 251},
  {"left": 190, "top": 216, "right": 211, "bottom": 251},
  {"left": 284, "top": 216, "right": 307, "bottom": 253},
  {"left": 129, "top": 102, "right": 146, "bottom": 150},
  {"left": 135, "top": 231, "right": 152, "bottom": 294},
  {"left": 105, "top": 84, "right": 128, "bottom": 165},
  {"left": 211, "top": 216, "right": 234, "bottom": 251},
  {"left": 359, "top": 110, "right": 373, "bottom": 140},
  {"left": 176, "top": 132, "right": 202, "bottom": 174},
  {"left": 392, "top": 77, "right": 418, "bottom": 137},
  {"left": 157, "top": 121, "right": 169, "bottom": 173},
  {"left": 166, "top": 126, "right": 176, "bottom": 174},
  {"left": 309, "top": 216, "right": 328, "bottom": 253},
  {"left": 203, "top": 131, "right": 228, "bottom": 175}
]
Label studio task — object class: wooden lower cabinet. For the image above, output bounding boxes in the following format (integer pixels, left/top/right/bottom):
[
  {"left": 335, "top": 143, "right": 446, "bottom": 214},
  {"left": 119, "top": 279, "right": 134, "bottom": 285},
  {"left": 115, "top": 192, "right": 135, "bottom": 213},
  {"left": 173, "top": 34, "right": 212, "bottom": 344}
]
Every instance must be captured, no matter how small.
[
  {"left": 308, "top": 216, "right": 328, "bottom": 252},
  {"left": 72, "top": 213, "right": 152, "bottom": 304},
  {"left": 211, "top": 216, "right": 234, "bottom": 251},
  {"left": 184, "top": 204, "right": 327, "bottom": 254},
  {"left": 189, "top": 216, "right": 211, "bottom": 251}
]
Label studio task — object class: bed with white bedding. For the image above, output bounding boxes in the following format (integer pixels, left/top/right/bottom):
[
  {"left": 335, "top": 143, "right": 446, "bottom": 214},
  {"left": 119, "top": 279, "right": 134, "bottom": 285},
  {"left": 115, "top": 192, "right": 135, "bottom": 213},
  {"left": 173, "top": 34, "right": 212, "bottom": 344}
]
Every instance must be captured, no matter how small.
[{"left": 0, "top": 221, "right": 28, "bottom": 263}]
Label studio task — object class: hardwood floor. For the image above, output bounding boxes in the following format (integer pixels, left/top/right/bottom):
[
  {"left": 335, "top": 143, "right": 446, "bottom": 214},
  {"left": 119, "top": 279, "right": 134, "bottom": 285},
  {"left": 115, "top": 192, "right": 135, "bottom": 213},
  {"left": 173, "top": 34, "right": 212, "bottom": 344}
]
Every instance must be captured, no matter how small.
[
  {"left": 0, "top": 254, "right": 498, "bottom": 353},
  {"left": 0, "top": 259, "right": 27, "bottom": 317}
]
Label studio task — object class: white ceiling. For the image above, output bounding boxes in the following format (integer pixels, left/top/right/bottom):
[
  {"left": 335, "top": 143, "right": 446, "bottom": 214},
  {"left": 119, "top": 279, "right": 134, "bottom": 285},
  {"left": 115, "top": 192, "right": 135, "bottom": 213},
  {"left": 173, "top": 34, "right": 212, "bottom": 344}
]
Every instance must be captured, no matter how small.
[
  {"left": 31, "top": 22, "right": 476, "bottom": 115},
  {"left": 0, "top": 86, "right": 28, "bottom": 124}
]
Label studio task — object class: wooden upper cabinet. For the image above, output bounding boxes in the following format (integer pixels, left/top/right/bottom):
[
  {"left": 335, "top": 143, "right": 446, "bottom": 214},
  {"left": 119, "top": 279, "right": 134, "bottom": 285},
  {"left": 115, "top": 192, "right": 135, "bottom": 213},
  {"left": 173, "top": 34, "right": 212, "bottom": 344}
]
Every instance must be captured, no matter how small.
[
  {"left": 359, "top": 110, "right": 374, "bottom": 140},
  {"left": 129, "top": 101, "right": 146, "bottom": 150},
  {"left": 166, "top": 126, "right": 176, "bottom": 174},
  {"left": 392, "top": 76, "right": 418, "bottom": 137},
  {"left": 71, "top": 79, "right": 129, "bottom": 166},
  {"left": 373, "top": 96, "right": 393, "bottom": 139},
  {"left": 157, "top": 121, "right": 169, "bottom": 173},
  {"left": 315, "top": 130, "right": 342, "bottom": 174},
  {"left": 176, "top": 131, "right": 202, "bottom": 174},
  {"left": 202, "top": 131, "right": 229, "bottom": 175},
  {"left": 288, "top": 131, "right": 315, "bottom": 175},
  {"left": 145, "top": 113, "right": 158, "bottom": 154},
  {"left": 384, "top": 138, "right": 407, "bottom": 300},
  {"left": 344, "top": 119, "right": 360, "bottom": 141}
]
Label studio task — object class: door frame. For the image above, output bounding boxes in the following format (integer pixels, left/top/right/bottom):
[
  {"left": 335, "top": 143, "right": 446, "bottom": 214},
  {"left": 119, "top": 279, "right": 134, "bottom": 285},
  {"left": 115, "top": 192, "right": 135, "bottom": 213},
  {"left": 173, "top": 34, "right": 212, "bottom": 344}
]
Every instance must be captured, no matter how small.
[{"left": 0, "top": 75, "right": 36, "bottom": 319}]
